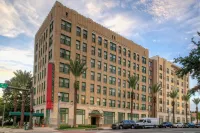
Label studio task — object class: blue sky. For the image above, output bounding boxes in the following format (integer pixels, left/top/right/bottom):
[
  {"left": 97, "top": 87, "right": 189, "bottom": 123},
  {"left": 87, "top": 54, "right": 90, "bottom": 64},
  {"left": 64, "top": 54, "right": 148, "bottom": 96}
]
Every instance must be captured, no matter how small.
[{"left": 0, "top": 0, "right": 199, "bottom": 110}]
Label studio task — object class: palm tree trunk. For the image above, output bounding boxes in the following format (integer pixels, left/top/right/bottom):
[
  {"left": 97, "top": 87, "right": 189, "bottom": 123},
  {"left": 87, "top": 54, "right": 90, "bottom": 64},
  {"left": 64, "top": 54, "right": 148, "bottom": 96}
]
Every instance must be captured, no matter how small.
[
  {"left": 172, "top": 101, "right": 175, "bottom": 123},
  {"left": 186, "top": 103, "right": 188, "bottom": 123},
  {"left": 73, "top": 80, "right": 78, "bottom": 127},
  {"left": 196, "top": 106, "right": 198, "bottom": 124},
  {"left": 130, "top": 91, "right": 133, "bottom": 120},
  {"left": 13, "top": 91, "right": 17, "bottom": 126},
  {"left": 20, "top": 91, "right": 25, "bottom": 128},
  {"left": 153, "top": 97, "right": 156, "bottom": 118}
]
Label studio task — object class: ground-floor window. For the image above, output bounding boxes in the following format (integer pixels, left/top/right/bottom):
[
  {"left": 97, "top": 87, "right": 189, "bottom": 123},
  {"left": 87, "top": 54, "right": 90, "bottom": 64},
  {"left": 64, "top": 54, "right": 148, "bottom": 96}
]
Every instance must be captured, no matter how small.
[
  {"left": 76, "top": 109, "right": 85, "bottom": 124},
  {"left": 141, "top": 114, "right": 146, "bottom": 118},
  {"left": 46, "top": 109, "right": 50, "bottom": 125},
  {"left": 104, "top": 111, "right": 115, "bottom": 124},
  {"left": 118, "top": 112, "right": 125, "bottom": 122},
  {"left": 60, "top": 108, "right": 69, "bottom": 124},
  {"left": 159, "top": 117, "right": 164, "bottom": 124},
  {"left": 127, "top": 113, "right": 139, "bottom": 121},
  {"left": 177, "top": 117, "right": 180, "bottom": 122}
]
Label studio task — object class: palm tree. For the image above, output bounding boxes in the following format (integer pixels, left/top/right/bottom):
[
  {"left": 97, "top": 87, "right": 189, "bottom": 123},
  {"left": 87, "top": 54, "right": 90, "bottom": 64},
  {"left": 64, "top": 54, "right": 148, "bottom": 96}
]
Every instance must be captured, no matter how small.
[
  {"left": 127, "top": 75, "right": 138, "bottom": 120},
  {"left": 68, "top": 59, "right": 87, "bottom": 127},
  {"left": 169, "top": 90, "right": 178, "bottom": 123},
  {"left": 13, "top": 70, "right": 32, "bottom": 128},
  {"left": 193, "top": 98, "right": 200, "bottom": 124},
  {"left": 182, "top": 93, "right": 191, "bottom": 123},
  {"left": 150, "top": 83, "right": 162, "bottom": 118}
]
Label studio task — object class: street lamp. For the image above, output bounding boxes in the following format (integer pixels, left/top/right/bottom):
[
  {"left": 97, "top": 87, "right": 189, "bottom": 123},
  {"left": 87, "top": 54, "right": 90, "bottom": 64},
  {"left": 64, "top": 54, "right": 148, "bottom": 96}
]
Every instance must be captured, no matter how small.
[
  {"left": 2, "top": 100, "right": 6, "bottom": 127},
  {"left": 57, "top": 93, "right": 61, "bottom": 128}
]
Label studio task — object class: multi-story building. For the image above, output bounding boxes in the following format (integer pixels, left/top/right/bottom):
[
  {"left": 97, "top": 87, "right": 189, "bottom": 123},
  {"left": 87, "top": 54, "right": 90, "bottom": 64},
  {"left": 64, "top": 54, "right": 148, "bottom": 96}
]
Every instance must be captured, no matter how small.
[
  {"left": 149, "top": 56, "right": 190, "bottom": 123},
  {"left": 33, "top": 1, "right": 150, "bottom": 126}
]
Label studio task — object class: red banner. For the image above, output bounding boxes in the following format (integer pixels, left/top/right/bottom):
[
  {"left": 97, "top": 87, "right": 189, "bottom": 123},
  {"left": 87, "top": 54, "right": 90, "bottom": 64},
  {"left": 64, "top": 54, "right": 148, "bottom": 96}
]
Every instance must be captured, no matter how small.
[{"left": 46, "top": 63, "right": 53, "bottom": 109}]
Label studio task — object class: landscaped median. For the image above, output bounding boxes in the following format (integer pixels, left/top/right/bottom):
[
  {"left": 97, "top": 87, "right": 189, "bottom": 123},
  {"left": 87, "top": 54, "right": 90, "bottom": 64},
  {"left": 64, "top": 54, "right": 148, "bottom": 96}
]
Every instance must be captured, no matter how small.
[{"left": 58, "top": 124, "right": 104, "bottom": 130}]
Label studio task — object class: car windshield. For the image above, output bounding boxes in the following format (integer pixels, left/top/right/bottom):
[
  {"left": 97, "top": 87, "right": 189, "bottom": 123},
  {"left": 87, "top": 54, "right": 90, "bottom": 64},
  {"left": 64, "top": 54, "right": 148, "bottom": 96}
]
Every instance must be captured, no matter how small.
[
  {"left": 162, "top": 122, "right": 167, "bottom": 124},
  {"left": 137, "top": 119, "right": 144, "bottom": 122},
  {"left": 129, "top": 120, "right": 135, "bottom": 123}
]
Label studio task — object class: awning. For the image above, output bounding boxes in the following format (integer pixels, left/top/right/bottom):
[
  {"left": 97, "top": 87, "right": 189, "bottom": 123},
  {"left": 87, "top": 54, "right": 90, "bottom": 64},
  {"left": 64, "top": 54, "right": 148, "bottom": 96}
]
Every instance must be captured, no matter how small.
[
  {"left": 89, "top": 110, "right": 103, "bottom": 117},
  {"left": 9, "top": 112, "right": 44, "bottom": 117}
]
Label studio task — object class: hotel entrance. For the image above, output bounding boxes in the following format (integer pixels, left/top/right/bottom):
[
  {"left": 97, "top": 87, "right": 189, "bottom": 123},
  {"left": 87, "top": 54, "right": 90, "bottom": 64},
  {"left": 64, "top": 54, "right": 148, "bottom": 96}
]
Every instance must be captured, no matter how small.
[{"left": 89, "top": 110, "right": 102, "bottom": 126}]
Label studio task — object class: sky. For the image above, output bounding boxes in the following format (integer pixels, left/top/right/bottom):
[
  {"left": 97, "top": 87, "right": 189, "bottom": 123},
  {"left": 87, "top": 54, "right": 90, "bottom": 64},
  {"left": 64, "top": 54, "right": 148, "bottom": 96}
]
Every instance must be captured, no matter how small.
[{"left": 0, "top": 0, "right": 199, "bottom": 110}]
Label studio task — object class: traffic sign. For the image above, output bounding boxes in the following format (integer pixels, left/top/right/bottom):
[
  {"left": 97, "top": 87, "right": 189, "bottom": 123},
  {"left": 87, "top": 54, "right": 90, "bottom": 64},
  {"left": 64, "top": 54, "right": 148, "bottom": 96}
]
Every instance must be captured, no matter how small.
[{"left": 0, "top": 83, "right": 8, "bottom": 89}]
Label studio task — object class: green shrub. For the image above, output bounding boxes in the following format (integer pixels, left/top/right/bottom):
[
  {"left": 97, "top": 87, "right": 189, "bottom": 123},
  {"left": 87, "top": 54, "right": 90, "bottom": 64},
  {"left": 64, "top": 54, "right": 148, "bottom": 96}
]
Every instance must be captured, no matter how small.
[
  {"left": 59, "top": 124, "right": 71, "bottom": 129},
  {"left": 78, "top": 124, "right": 97, "bottom": 128}
]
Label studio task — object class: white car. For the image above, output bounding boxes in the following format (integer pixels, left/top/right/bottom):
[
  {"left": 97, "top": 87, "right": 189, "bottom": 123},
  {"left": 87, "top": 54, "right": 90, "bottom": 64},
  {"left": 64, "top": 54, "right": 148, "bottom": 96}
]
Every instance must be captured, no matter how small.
[{"left": 173, "top": 122, "right": 184, "bottom": 128}]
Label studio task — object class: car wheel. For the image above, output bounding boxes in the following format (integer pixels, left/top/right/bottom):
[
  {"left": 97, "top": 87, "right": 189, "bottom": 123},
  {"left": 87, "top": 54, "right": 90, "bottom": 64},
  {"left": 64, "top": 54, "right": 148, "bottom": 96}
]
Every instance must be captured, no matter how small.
[
  {"left": 142, "top": 126, "right": 145, "bottom": 129},
  {"left": 131, "top": 125, "right": 135, "bottom": 129},
  {"left": 119, "top": 126, "right": 123, "bottom": 129}
]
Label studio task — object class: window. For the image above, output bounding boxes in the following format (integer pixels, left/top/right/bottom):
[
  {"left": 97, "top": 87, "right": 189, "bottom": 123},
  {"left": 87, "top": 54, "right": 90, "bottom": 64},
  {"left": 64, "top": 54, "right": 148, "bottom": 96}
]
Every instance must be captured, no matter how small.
[
  {"left": 123, "top": 69, "right": 126, "bottom": 77},
  {"left": 159, "top": 65, "right": 162, "bottom": 71},
  {"left": 104, "top": 63, "right": 107, "bottom": 71},
  {"left": 118, "top": 101, "right": 121, "bottom": 108},
  {"left": 90, "top": 84, "right": 94, "bottom": 92},
  {"left": 123, "top": 59, "right": 126, "bottom": 66},
  {"left": 82, "top": 82, "right": 86, "bottom": 91},
  {"left": 104, "top": 40, "right": 108, "bottom": 48},
  {"left": 49, "top": 35, "right": 53, "bottom": 47},
  {"left": 141, "top": 104, "right": 146, "bottom": 110},
  {"left": 91, "top": 46, "right": 95, "bottom": 55},
  {"left": 60, "top": 34, "right": 71, "bottom": 46},
  {"left": 142, "top": 66, "right": 146, "bottom": 73},
  {"left": 159, "top": 73, "right": 162, "bottom": 79},
  {"left": 82, "top": 56, "right": 86, "bottom": 64},
  {"left": 90, "top": 97, "right": 94, "bottom": 105},
  {"left": 118, "top": 79, "right": 121, "bottom": 86},
  {"left": 142, "top": 85, "right": 146, "bottom": 92},
  {"left": 137, "top": 54, "right": 140, "bottom": 61},
  {"left": 82, "top": 43, "right": 87, "bottom": 52},
  {"left": 109, "top": 76, "right": 116, "bottom": 85},
  {"left": 104, "top": 51, "right": 108, "bottom": 59},
  {"left": 118, "top": 57, "right": 121, "bottom": 65},
  {"left": 98, "top": 49, "right": 102, "bottom": 57},
  {"left": 98, "top": 61, "right": 101, "bottom": 69},
  {"left": 97, "top": 85, "right": 101, "bottom": 94},
  {"left": 123, "top": 48, "right": 126, "bottom": 56},
  {"left": 97, "top": 73, "right": 101, "bottom": 81},
  {"left": 123, "top": 80, "right": 126, "bottom": 88},
  {"left": 92, "top": 33, "right": 96, "bottom": 43},
  {"left": 142, "top": 57, "right": 146, "bottom": 64},
  {"left": 91, "top": 59, "right": 95, "bottom": 68},
  {"left": 103, "top": 99, "right": 106, "bottom": 106},
  {"left": 142, "top": 76, "right": 146, "bottom": 83},
  {"left": 122, "top": 101, "right": 126, "bottom": 108},
  {"left": 137, "top": 64, "right": 139, "bottom": 71},
  {"left": 171, "top": 70, "right": 174, "bottom": 75},
  {"left": 76, "top": 27, "right": 81, "bottom": 36},
  {"left": 167, "top": 68, "right": 169, "bottom": 74},
  {"left": 76, "top": 53, "right": 80, "bottom": 60},
  {"left": 76, "top": 40, "right": 80, "bottom": 50},
  {"left": 109, "top": 88, "right": 116, "bottom": 96},
  {"left": 133, "top": 53, "right": 136, "bottom": 60},
  {"left": 91, "top": 71, "right": 95, "bottom": 80},
  {"left": 98, "top": 36, "right": 102, "bottom": 45},
  {"left": 110, "top": 54, "right": 116, "bottom": 62},
  {"left": 128, "top": 71, "right": 130, "bottom": 77},
  {"left": 118, "top": 89, "right": 121, "bottom": 97},
  {"left": 128, "top": 61, "right": 131, "bottom": 68},
  {"left": 83, "top": 30, "right": 87, "bottom": 39},
  {"left": 103, "top": 75, "right": 107, "bottom": 83},
  {"left": 81, "top": 95, "right": 85, "bottom": 104},
  {"left": 97, "top": 98, "right": 100, "bottom": 106},
  {"left": 61, "top": 20, "right": 71, "bottom": 32},
  {"left": 60, "top": 49, "right": 70, "bottom": 60},
  {"left": 128, "top": 50, "right": 131, "bottom": 57},
  {"left": 133, "top": 63, "right": 136, "bottom": 70},
  {"left": 109, "top": 65, "right": 116, "bottom": 74},
  {"left": 59, "top": 63, "right": 70, "bottom": 74},
  {"left": 127, "top": 92, "right": 131, "bottom": 98},
  {"left": 103, "top": 87, "right": 107, "bottom": 95},
  {"left": 109, "top": 99, "right": 115, "bottom": 107},
  {"left": 82, "top": 71, "right": 86, "bottom": 79},
  {"left": 142, "top": 95, "right": 146, "bottom": 102},
  {"left": 118, "top": 68, "right": 121, "bottom": 76},
  {"left": 60, "top": 92, "right": 69, "bottom": 102},
  {"left": 50, "top": 21, "right": 53, "bottom": 33},
  {"left": 59, "top": 77, "right": 69, "bottom": 88},
  {"left": 110, "top": 42, "right": 116, "bottom": 51},
  {"left": 118, "top": 46, "right": 121, "bottom": 54}
]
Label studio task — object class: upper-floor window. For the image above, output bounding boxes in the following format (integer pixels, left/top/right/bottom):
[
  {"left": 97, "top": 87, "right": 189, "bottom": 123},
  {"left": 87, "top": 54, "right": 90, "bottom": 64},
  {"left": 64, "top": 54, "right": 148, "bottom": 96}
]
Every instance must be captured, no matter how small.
[
  {"left": 60, "top": 34, "right": 71, "bottom": 46},
  {"left": 104, "top": 51, "right": 108, "bottom": 60},
  {"left": 76, "top": 40, "right": 80, "bottom": 50},
  {"left": 50, "top": 21, "right": 53, "bottom": 33},
  {"left": 91, "top": 46, "right": 95, "bottom": 55},
  {"left": 118, "top": 46, "right": 121, "bottom": 54},
  {"left": 83, "top": 30, "right": 87, "bottom": 39},
  {"left": 98, "top": 49, "right": 102, "bottom": 57},
  {"left": 59, "top": 77, "right": 69, "bottom": 88},
  {"left": 76, "top": 26, "right": 81, "bottom": 36},
  {"left": 60, "top": 92, "right": 69, "bottom": 102},
  {"left": 92, "top": 33, "right": 96, "bottom": 43},
  {"left": 159, "top": 65, "right": 162, "bottom": 71},
  {"left": 110, "top": 42, "right": 116, "bottom": 51},
  {"left": 82, "top": 43, "right": 87, "bottom": 52},
  {"left": 137, "top": 54, "right": 140, "bottom": 61},
  {"left": 123, "top": 48, "right": 126, "bottom": 56},
  {"left": 60, "top": 49, "right": 70, "bottom": 60},
  {"left": 133, "top": 53, "right": 136, "bottom": 60},
  {"left": 128, "top": 50, "right": 131, "bottom": 57},
  {"left": 104, "top": 39, "right": 108, "bottom": 48},
  {"left": 142, "top": 57, "right": 146, "bottom": 64},
  {"left": 167, "top": 68, "right": 169, "bottom": 74},
  {"left": 98, "top": 36, "right": 102, "bottom": 45},
  {"left": 110, "top": 54, "right": 116, "bottom": 62},
  {"left": 59, "top": 63, "right": 70, "bottom": 74},
  {"left": 61, "top": 20, "right": 71, "bottom": 32}
]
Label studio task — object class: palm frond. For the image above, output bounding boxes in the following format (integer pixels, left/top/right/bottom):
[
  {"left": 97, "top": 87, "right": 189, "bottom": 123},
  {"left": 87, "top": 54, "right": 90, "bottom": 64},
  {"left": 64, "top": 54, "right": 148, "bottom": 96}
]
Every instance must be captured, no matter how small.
[
  {"left": 169, "top": 90, "right": 178, "bottom": 99},
  {"left": 151, "top": 83, "right": 162, "bottom": 95},
  {"left": 193, "top": 98, "right": 200, "bottom": 105},
  {"left": 127, "top": 75, "right": 138, "bottom": 90}
]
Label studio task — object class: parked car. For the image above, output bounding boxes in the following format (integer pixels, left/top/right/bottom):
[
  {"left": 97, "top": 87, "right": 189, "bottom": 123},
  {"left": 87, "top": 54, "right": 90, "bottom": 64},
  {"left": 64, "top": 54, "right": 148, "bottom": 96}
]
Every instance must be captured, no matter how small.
[
  {"left": 183, "top": 123, "right": 195, "bottom": 128},
  {"left": 111, "top": 120, "right": 136, "bottom": 129},
  {"left": 173, "top": 122, "right": 184, "bottom": 128},
  {"left": 195, "top": 123, "right": 200, "bottom": 128},
  {"left": 158, "top": 122, "right": 173, "bottom": 128},
  {"left": 135, "top": 118, "right": 159, "bottom": 128}
]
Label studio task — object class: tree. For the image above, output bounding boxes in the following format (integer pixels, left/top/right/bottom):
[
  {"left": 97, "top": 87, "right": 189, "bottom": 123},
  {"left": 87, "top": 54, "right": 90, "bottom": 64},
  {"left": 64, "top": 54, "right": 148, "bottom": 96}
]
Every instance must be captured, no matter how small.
[
  {"left": 193, "top": 98, "right": 200, "bottom": 124},
  {"left": 127, "top": 75, "right": 138, "bottom": 120},
  {"left": 174, "top": 32, "right": 200, "bottom": 92},
  {"left": 169, "top": 90, "right": 178, "bottom": 123},
  {"left": 13, "top": 70, "right": 32, "bottom": 128},
  {"left": 67, "top": 59, "right": 87, "bottom": 127},
  {"left": 182, "top": 93, "right": 191, "bottom": 123},
  {"left": 150, "top": 83, "right": 162, "bottom": 118}
]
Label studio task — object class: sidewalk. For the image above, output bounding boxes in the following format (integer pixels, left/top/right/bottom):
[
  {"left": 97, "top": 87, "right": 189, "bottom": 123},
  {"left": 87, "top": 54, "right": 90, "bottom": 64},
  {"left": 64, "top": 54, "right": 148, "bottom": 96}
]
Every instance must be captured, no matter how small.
[{"left": 0, "top": 127, "right": 58, "bottom": 133}]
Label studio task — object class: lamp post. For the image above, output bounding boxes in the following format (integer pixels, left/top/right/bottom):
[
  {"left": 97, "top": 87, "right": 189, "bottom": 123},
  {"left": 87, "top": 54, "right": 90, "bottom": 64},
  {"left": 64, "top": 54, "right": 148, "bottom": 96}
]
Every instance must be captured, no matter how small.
[
  {"left": 2, "top": 100, "right": 6, "bottom": 127},
  {"left": 57, "top": 93, "right": 61, "bottom": 128}
]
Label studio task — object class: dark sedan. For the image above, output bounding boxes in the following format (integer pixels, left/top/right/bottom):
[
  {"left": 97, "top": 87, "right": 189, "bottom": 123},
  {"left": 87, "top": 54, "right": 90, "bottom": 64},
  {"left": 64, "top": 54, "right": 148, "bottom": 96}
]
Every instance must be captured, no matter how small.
[
  {"left": 183, "top": 123, "right": 195, "bottom": 128},
  {"left": 195, "top": 123, "right": 200, "bottom": 128},
  {"left": 159, "top": 122, "right": 173, "bottom": 128},
  {"left": 112, "top": 120, "right": 136, "bottom": 129}
]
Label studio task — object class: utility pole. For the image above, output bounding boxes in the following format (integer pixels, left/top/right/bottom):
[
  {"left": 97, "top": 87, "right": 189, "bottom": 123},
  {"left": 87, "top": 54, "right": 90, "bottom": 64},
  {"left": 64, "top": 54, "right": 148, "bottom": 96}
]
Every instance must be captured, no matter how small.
[{"left": 28, "top": 87, "right": 34, "bottom": 129}]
